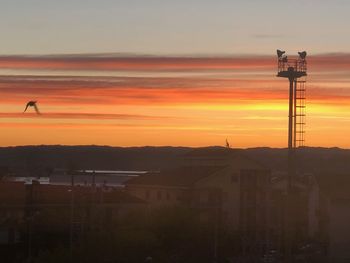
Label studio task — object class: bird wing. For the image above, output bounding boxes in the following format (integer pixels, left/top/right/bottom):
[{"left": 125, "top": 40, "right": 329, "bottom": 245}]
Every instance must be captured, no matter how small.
[
  {"left": 33, "top": 103, "right": 41, "bottom": 114},
  {"left": 23, "top": 103, "right": 30, "bottom": 113}
]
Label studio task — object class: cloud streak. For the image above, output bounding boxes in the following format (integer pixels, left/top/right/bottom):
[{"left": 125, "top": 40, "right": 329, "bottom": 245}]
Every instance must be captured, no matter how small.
[
  {"left": 0, "top": 75, "right": 348, "bottom": 107},
  {"left": 0, "top": 53, "right": 349, "bottom": 147},
  {"left": 0, "top": 54, "right": 275, "bottom": 71},
  {"left": 0, "top": 53, "right": 350, "bottom": 72},
  {"left": 0, "top": 112, "right": 170, "bottom": 120}
]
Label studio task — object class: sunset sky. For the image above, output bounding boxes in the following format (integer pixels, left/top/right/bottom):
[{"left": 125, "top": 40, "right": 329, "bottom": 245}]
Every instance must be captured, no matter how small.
[{"left": 1, "top": 0, "right": 350, "bottom": 147}]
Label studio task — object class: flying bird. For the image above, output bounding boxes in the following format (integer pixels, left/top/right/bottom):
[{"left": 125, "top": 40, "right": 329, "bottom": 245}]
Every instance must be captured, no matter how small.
[
  {"left": 277, "top": 49, "right": 285, "bottom": 58},
  {"left": 23, "top": 101, "right": 41, "bottom": 114}
]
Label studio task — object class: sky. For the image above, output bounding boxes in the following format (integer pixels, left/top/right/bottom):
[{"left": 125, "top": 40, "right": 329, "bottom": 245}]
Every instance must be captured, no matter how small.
[{"left": 0, "top": 0, "right": 350, "bottom": 147}]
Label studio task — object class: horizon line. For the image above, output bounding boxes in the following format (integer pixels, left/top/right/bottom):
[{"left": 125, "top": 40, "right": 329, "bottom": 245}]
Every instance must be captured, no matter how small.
[{"left": 0, "top": 144, "right": 347, "bottom": 150}]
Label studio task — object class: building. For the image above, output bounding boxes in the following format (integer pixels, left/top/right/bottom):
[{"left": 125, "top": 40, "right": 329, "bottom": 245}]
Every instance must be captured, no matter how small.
[
  {"left": 0, "top": 180, "right": 147, "bottom": 261},
  {"left": 26, "top": 182, "right": 146, "bottom": 233},
  {"left": 267, "top": 173, "right": 313, "bottom": 256},
  {"left": 0, "top": 182, "right": 26, "bottom": 245},
  {"left": 126, "top": 147, "right": 271, "bottom": 253},
  {"left": 316, "top": 174, "right": 350, "bottom": 263}
]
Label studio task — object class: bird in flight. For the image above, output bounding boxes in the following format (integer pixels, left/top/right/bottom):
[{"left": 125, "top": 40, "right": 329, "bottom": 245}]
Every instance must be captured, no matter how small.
[{"left": 23, "top": 101, "right": 41, "bottom": 114}]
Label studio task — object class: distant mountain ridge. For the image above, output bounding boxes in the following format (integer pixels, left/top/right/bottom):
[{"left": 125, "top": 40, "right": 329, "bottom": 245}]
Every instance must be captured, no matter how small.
[{"left": 0, "top": 145, "right": 349, "bottom": 176}]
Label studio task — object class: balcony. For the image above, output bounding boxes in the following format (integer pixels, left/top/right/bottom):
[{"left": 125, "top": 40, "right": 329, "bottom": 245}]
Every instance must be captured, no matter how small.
[{"left": 277, "top": 58, "right": 307, "bottom": 79}]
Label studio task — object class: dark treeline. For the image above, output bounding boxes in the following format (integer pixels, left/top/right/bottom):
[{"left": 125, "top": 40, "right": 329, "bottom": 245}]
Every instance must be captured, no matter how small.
[{"left": 0, "top": 145, "right": 349, "bottom": 174}]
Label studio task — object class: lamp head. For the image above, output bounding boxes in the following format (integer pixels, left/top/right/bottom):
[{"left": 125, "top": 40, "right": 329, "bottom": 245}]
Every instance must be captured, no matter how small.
[
  {"left": 298, "top": 51, "right": 307, "bottom": 59},
  {"left": 277, "top": 49, "right": 285, "bottom": 58}
]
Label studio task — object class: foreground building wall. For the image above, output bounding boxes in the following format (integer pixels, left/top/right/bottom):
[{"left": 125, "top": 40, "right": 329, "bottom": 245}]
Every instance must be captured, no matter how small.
[
  {"left": 126, "top": 147, "right": 272, "bottom": 253},
  {"left": 328, "top": 199, "right": 350, "bottom": 263}
]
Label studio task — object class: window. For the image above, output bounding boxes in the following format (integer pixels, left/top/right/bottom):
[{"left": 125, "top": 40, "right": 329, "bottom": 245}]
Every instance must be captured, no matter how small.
[
  {"left": 208, "top": 192, "right": 218, "bottom": 203},
  {"left": 157, "top": 191, "right": 162, "bottom": 200},
  {"left": 231, "top": 173, "right": 239, "bottom": 183},
  {"left": 145, "top": 190, "right": 150, "bottom": 199},
  {"left": 222, "top": 192, "right": 229, "bottom": 201},
  {"left": 166, "top": 192, "right": 171, "bottom": 200}
]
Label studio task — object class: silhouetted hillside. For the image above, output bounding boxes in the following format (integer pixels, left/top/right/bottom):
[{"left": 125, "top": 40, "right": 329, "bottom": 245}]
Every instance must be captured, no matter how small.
[
  {"left": 0, "top": 145, "right": 191, "bottom": 176},
  {"left": 0, "top": 145, "right": 350, "bottom": 176}
]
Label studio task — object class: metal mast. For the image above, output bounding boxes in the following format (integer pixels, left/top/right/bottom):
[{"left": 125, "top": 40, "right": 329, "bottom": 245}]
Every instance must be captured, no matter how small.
[
  {"left": 276, "top": 50, "right": 307, "bottom": 178},
  {"left": 276, "top": 50, "right": 307, "bottom": 261},
  {"left": 277, "top": 50, "right": 307, "bottom": 152}
]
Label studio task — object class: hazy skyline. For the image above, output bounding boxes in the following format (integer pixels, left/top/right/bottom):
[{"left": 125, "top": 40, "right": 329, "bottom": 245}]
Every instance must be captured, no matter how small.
[{"left": 0, "top": 1, "right": 350, "bottom": 147}]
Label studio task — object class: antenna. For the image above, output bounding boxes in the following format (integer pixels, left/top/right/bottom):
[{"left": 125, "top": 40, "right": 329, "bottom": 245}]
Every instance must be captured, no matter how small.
[{"left": 225, "top": 139, "right": 230, "bottom": 148}]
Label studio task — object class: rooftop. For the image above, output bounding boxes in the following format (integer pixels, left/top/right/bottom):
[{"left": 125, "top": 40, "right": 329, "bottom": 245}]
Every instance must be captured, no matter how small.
[
  {"left": 126, "top": 166, "right": 225, "bottom": 187},
  {"left": 0, "top": 181, "right": 145, "bottom": 206},
  {"left": 184, "top": 147, "right": 267, "bottom": 170}
]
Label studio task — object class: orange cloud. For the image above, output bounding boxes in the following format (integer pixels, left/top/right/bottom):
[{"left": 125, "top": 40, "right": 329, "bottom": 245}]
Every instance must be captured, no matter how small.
[
  {"left": 0, "top": 53, "right": 349, "bottom": 147},
  {"left": 0, "top": 112, "right": 170, "bottom": 120},
  {"left": 0, "top": 53, "right": 350, "bottom": 72},
  {"left": 0, "top": 55, "right": 274, "bottom": 71}
]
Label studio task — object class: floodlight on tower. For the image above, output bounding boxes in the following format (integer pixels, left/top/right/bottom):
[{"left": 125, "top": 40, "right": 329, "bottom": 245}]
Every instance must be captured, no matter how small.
[
  {"left": 277, "top": 49, "right": 285, "bottom": 58},
  {"left": 298, "top": 51, "right": 307, "bottom": 60}
]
